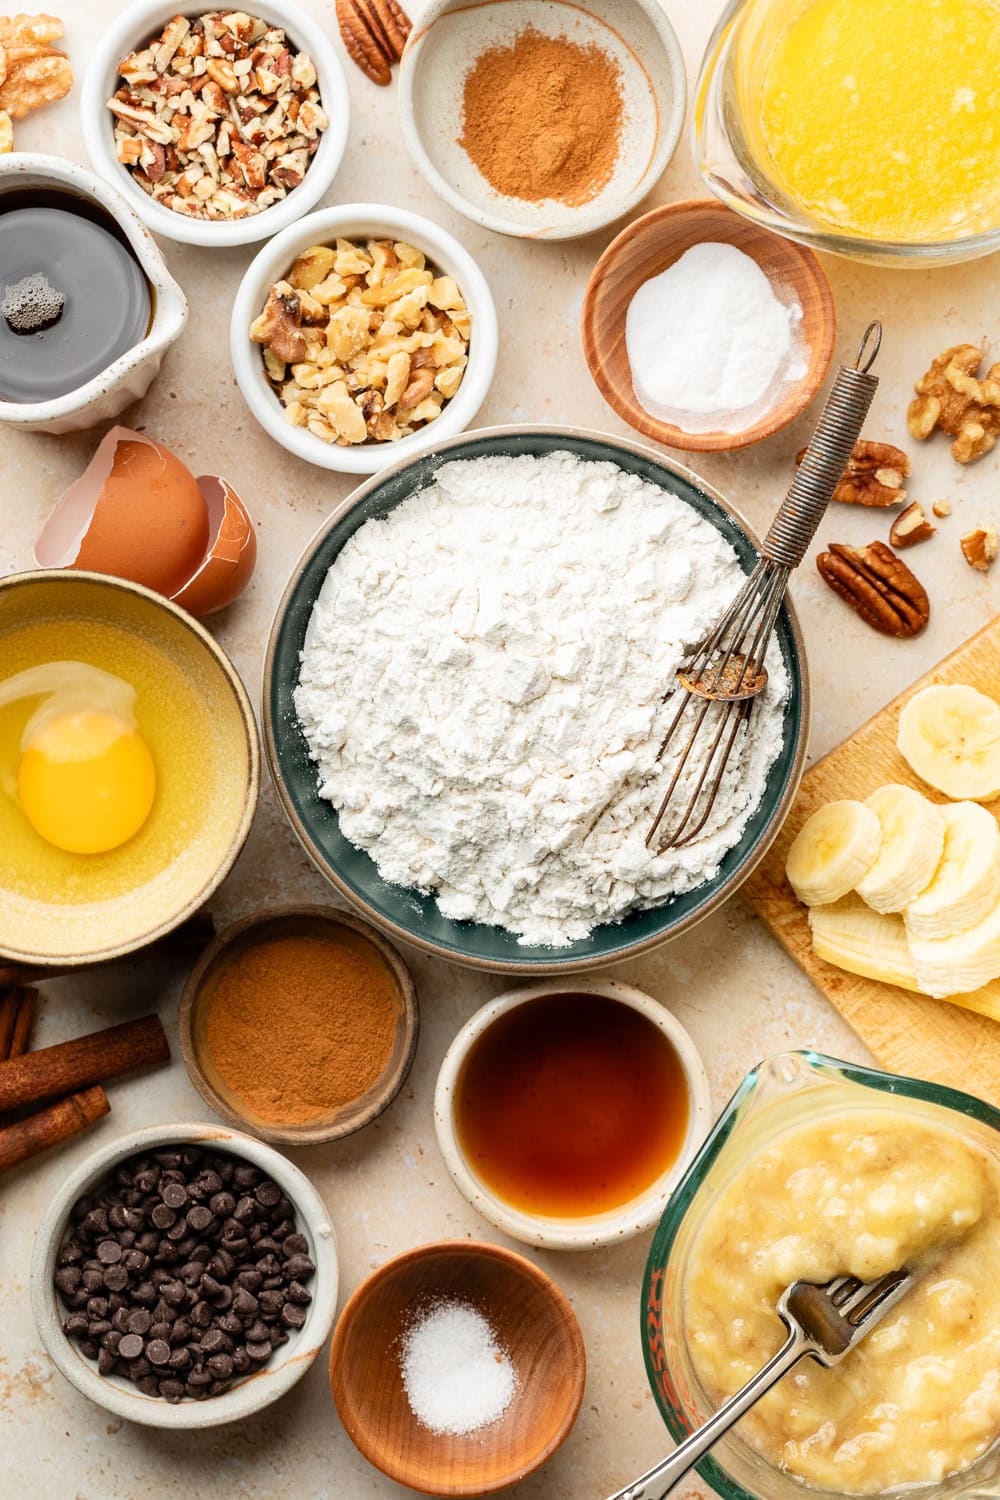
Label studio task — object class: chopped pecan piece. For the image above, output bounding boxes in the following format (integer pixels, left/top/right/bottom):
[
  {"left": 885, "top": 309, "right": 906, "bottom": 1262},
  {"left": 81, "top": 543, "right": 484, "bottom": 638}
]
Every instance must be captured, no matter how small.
[
  {"left": 889, "top": 501, "right": 935, "bottom": 550},
  {"left": 960, "top": 526, "right": 998, "bottom": 572},
  {"left": 908, "top": 343, "right": 1000, "bottom": 464},
  {"left": 816, "top": 540, "right": 929, "bottom": 638},
  {"left": 795, "top": 439, "right": 909, "bottom": 506},
  {"left": 932, "top": 499, "right": 952, "bottom": 519}
]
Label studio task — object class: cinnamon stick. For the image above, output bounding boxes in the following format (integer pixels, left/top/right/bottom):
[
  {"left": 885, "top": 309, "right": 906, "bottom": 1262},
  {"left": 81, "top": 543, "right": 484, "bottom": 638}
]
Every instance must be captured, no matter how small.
[
  {"left": 0, "top": 1085, "right": 109, "bottom": 1173},
  {"left": 0, "top": 910, "right": 216, "bottom": 988},
  {"left": 0, "top": 1014, "right": 169, "bottom": 1113},
  {"left": 0, "top": 989, "right": 19, "bottom": 1059},
  {"left": 6, "top": 987, "right": 36, "bottom": 1060}
]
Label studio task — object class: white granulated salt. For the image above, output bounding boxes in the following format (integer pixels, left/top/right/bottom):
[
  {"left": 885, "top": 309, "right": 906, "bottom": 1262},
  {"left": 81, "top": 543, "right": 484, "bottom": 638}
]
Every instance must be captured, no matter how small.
[
  {"left": 625, "top": 242, "right": 806, "bottom": 435},
  {"left": 400, "top": 1301, "right": 516, "bottom": 1436},
  {"left": 295, "top": 451, "right": 788, "bottom": 947}
]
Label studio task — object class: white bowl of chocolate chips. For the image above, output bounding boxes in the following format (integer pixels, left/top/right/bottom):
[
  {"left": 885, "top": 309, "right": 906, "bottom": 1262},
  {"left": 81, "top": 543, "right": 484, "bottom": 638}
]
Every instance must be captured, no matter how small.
[{"left": 30, "top": 1123, "right": 338, "bottom": 1428}]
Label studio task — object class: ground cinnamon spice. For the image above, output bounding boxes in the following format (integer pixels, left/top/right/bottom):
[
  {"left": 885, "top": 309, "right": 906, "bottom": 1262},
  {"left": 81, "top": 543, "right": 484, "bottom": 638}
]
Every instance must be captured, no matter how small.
[
  {"left": 459, "top": 26, "right": 624, "bottom": 207},
  {"left": 205, "top": 930, "right": 398, "bottom": 1125}
]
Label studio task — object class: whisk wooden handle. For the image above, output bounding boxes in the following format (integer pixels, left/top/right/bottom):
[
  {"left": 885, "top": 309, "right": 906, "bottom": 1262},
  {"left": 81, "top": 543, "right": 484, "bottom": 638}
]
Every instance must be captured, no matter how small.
[{"left": 763, "top": 322, "right": 881, "bottom": 570}]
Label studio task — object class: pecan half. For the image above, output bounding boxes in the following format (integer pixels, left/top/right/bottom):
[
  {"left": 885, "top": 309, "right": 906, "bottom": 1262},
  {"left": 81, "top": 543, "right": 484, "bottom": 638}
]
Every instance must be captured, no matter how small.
[
  {"left": 889, "top": 501, "right": 935, "bottom": 549},
  {"left": 816, "top": 541, "right": 929, "bottom": 638},
  {"left": 796, "top": 439, "right": 909, "bottom": 506},
  {"left": 337, "top": 0, "right": 390, "bottom": 83}
]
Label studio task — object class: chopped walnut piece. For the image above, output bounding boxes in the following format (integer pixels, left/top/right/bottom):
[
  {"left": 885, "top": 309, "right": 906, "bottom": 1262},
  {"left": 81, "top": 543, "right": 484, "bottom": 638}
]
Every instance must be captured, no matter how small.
[
  {"left": 908, "top": 344, "right": 1000, "bottom": 464},
  {"left": 960, "top": 526, "right": 998, "bottom": 572},
  {"left": 796, "top": 439, "right": 909, "bottom": 506},
  {"left": 889, "top": 501, "right": 935, "bottom": 549},
  {"left": 106, "top": 11, "right": 328, "bottom": 222},
  {"left": 249, "top": 282, "right": 306, "bottom": 363},
  {"left": 252, "top": 237, "right": 471, "bottom": 447}
]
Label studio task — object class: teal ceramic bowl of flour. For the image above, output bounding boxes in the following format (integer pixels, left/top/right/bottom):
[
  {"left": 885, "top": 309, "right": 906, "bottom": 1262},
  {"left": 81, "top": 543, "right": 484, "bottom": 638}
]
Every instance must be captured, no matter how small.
[{"left": 263, "top": 425, "right": 808, "bottom": 974}]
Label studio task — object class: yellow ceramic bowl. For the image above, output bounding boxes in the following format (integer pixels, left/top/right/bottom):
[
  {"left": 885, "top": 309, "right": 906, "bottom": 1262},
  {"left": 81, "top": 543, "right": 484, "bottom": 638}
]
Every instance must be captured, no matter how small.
[{"left": 0, "top": 571, "right": 258, "bottom": 965}]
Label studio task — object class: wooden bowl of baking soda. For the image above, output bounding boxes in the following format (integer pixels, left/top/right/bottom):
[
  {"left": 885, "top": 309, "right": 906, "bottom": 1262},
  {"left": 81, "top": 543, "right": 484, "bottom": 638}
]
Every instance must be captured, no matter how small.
[
  {"left": 178, "top": 905, "right": 419, "bottom": 1146},
  {"left": 329, "top": 1240, "right": 586, "bottom": 1495},
  {"left": 582, "top": 198, "right": 836, "bottom": 451}
]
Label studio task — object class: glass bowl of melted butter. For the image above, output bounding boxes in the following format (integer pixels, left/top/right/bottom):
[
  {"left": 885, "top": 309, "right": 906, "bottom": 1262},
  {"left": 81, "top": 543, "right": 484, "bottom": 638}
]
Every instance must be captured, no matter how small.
[
  {"left": 643, "top": 1051, "right": 1000, "bottom": 1500},
  {"left": 696, "top": 0, "right": 1000, "bottom": 266}
]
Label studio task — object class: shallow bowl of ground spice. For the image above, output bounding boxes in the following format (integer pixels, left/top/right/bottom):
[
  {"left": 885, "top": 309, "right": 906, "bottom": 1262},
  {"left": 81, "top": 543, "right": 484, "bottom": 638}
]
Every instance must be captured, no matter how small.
[
  {"left": 398, "top": 0, "right": 686, "bottom": 239},
  {"left": 178, "top": 905, "right": 419, "bottom": 1146}
]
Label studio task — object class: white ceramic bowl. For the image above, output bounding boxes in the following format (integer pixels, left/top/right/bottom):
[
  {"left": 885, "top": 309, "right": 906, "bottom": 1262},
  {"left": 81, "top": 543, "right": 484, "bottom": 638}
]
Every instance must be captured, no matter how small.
[
  {"left": 434, "top": 979, "right": 712, "bottom": 1250},
  {"left": 31, "top": 1122, "right": 339, "bottom": 1429},
  {"left": 80, "top": 0, "right": 349, "bottom": 248},
  {"left": 0, "top": 154, "right": 187, "bottom": 433},
  {"left": 399, "top": 0, "right": 687, "bottom": 240},
  {"left": 231, "top": 203, "right": 499, "bottom": 475}
]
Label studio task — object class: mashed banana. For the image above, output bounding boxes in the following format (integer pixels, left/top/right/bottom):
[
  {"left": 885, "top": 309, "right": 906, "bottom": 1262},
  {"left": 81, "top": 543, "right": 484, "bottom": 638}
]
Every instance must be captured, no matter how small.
[{"left": 685, "top": 1111, "right": 1000, "bottom": 1492}]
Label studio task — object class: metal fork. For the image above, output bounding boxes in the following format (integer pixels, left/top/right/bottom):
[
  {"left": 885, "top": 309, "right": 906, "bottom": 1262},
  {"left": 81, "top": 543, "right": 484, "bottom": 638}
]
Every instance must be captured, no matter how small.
[
  {"left": 605, "top": 1266, "right": 914, "bottom": 1500},
  {"left": 646, "top": 322, "right": 883, "bottom": 854}
]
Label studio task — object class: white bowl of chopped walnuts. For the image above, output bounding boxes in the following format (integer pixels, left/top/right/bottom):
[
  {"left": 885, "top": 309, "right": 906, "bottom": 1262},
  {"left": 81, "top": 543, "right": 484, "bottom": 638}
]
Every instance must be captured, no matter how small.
[
  {"left": 230, "top": 203, "right": 499, "bottom": 473},
  {"left": 80, "top": 1, "right": 350, "bottom": 247}
]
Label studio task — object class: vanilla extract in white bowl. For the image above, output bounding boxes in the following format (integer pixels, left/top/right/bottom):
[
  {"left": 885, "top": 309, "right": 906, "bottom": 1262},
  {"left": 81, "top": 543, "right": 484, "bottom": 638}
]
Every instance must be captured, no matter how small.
[{"left": 0, "top": 188, "right": 151, "bottom": 404}]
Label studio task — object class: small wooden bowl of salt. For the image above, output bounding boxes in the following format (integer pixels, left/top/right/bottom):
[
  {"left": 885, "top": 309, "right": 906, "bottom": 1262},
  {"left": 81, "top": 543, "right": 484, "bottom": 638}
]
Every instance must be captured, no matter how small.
[
  {"left": 177, "top": 905, "right": 419, "bottom": 1147},
  {"left": 329, "top": 1240, "right": 585, "bottom": 1495},
  {"left": 582, "top": 198, "right": 836, "bottom": 451}
]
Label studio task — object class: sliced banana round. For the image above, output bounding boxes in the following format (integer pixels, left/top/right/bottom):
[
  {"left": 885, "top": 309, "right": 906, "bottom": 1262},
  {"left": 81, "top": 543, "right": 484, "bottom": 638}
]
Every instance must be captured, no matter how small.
[
  {"left": 855, "top": 783, "right": 946, "bottom": 914},
  {"left": 905, "top": 801, "right": 1000, "bottom": 939},
  {"left": 785, "top": 799, "right": 882, "bottom": 907},
  {"left": 809, "top": 900, "right": 920, "bottom": 991},
  {"left": 908, "top": 895, "right": 1000, "bottom": 998},
  {"left": 897, "top": 683, "right": 1000, "bottom": 801}
]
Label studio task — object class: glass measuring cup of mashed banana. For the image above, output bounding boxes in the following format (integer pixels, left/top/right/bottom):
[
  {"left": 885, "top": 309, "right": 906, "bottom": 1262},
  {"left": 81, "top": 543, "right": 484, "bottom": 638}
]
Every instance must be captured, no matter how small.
[{"left": 647, "top": 1054, "right": 1000, "bottom": 1499}]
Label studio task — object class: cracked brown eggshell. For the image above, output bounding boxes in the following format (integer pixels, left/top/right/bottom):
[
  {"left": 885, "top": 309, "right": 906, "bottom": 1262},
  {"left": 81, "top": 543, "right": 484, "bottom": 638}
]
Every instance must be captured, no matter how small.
[{"left": 34, "top": 426, "right": 255, "bottom": 615}]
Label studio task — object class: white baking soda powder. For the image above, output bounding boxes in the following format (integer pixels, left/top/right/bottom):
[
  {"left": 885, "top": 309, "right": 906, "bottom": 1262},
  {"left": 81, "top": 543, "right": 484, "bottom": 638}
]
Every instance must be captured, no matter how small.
[
  {"left": 625, "top": 242, "right": 807, "bottom": 434},
  {"left": 400, "top": 1301, "right": 516, "bottom": 1436}
]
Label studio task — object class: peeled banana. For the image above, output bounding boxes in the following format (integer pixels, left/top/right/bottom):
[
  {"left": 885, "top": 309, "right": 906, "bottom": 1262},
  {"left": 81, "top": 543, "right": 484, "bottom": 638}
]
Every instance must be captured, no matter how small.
[
  {"left": 785, "top": 800, "right": 882, "bottom": 907},
  {"left": 908, "top": 897, "right": 1000, "bottom": 998},
  {"left": 855, "top": 784, "right": 945, "bottom": 914},
  {"left": 898, "top": 683, "right": 1000, "bottom": 802},
  {"left": 809, "top": 900, "right": 921, "bottom": 991},
  {"left": 904, "top": 801, "right": 1000, "bottom": 939}
]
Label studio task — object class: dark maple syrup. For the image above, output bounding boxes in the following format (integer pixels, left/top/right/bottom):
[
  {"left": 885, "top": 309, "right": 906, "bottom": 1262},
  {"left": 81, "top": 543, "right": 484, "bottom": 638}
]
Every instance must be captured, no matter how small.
[
  {"left": 0, "top": 188, "right": 152, "bottom": 404},
  {"left": 455, "top": 991, "right": 690, "bottom": 1217}
]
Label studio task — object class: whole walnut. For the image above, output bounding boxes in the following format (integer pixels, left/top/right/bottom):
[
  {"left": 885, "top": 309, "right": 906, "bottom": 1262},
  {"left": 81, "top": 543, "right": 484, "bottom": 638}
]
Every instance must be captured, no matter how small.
[{"left": 908, "top": 343, "right": 1000, "bottom": 464}]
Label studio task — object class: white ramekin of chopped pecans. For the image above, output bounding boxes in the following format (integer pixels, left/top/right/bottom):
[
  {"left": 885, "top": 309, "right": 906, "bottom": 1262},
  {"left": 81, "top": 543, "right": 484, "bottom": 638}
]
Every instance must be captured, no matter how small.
[{"left": 81, "top": 1, "right": 349, "bottom": 247}]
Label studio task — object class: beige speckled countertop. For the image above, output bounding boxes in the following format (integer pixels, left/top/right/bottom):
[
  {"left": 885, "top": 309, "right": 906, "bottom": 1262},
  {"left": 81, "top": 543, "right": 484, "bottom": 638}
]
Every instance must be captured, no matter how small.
[{"left": 3, "top": 2, "right": 1000, "bottom": 1496}]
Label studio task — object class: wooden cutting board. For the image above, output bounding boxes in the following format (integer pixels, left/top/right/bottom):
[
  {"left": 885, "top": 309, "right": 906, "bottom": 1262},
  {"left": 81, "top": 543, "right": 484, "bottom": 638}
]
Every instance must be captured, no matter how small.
[{"left": 743, "top": 616, "right": 1000, "bottom": 1105}]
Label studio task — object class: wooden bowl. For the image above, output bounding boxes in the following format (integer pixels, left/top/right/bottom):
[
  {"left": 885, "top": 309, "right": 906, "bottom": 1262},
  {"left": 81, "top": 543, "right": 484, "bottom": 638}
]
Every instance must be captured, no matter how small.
[
  {"left": 329, "top": 1240, "right": 586, "bottom": 1495},
  {"left": 581, "top": 199, "right": 836, "bottom": 452},
  {"left": 178, "top": 904, "right": 419, "bottom": 1146}
]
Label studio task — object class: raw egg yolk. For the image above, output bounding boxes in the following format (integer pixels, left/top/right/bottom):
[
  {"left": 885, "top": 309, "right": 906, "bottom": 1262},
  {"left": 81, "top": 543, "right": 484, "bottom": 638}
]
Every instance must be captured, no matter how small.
[{"left": 18, "top": 709, "right": 156, "bottom": 854}]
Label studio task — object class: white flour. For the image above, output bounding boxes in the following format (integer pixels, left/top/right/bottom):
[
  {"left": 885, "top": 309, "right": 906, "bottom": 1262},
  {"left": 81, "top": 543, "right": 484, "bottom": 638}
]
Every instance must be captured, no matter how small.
[{"left": 295, "top": 452, "right": 789, "bottom": 946}]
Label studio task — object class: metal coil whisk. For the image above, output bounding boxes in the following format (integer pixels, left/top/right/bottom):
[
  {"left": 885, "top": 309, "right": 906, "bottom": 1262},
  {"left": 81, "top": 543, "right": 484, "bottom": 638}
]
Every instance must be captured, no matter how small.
[{"left": 646, "top": 322, "right": 882, "bottom": 854}]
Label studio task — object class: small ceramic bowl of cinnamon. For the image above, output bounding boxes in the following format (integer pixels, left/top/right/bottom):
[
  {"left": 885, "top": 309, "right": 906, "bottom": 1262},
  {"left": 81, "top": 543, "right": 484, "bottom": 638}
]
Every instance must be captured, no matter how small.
[
  {"left": 178, "top": 905, "right": 419, "bottom": 1146},
  {"left": 399, "top": 0, "right": 686, "bottom": 239}
]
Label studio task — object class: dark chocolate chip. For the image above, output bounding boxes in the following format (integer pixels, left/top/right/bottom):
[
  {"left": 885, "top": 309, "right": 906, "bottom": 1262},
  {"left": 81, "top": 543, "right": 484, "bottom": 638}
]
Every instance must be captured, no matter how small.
[
  {"left": 63, "top": 1314, "right": 89, "bottom": 1339},
  {"left": 102, "top": 1266, "right": 129, "bottom": 1293},
  {"left": 187, "top": 1205, "right": 213, "bottom": 1233},
  {"left": 118, "top": 1333, "right": 145, "bottom": 1360},
  {"left": 127, "top": 1309, "right": 151, "bottom": 1335},
  {"left": 97, "top": 1348, "right": 116, "bottom": 1376},
  {"left": 161, "top": 1182, "right": 188, "bottom": 1209},
  {"left": 209, "top": 1192, "right": 235, "bottom": 1218},
  {"left": 255, "top": 1181, "right": 280, "bottom": 1208},
  {"left": 206, "top": 1353, "right": 233, "bottom": 1379},
  {"left": 246, "top": 1340, "right": 271, "bottom": 1361},
  {"left": 96, "top": 1240, "right": 122, "bottom": 1265},
  {"left": 147, "top": 1339, "right": 170, "bottom": 1366},
  {"left": 282, "top": 1234, "right": 309, "bottom": 1258},
  {"left": 159, "top": 1378, "right": 186, "bottom": 1401},
  {"left": 286, "top": 1281, "right": 312, "bottom": 1306},
  {"left": 136, "top": 1374, "right": 161, "bottom": 1396},
  {"left": 284, "top": 1254, "right": 315, "bottom": 1282},
  {"left": 168, "top": 1347, "right": 191, "bottom": 1371},
  {"left": 280, "top": 1303, "right": 306, "bottom": 1329}
]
